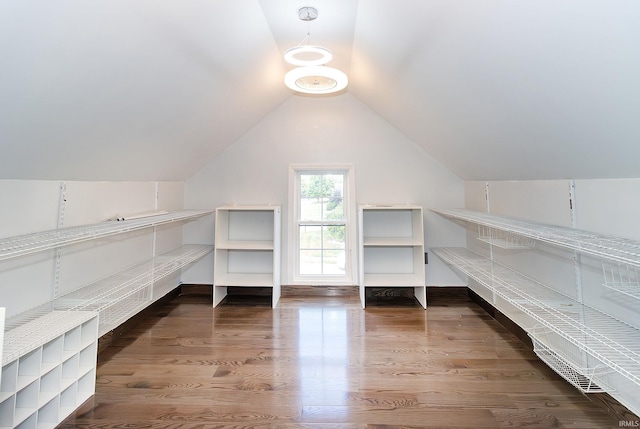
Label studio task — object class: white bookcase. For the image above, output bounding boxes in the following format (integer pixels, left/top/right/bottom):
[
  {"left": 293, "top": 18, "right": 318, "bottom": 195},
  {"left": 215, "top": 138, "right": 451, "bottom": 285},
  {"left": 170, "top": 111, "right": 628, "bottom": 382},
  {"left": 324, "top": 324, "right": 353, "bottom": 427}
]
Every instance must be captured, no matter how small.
[
  {"left": 214, "top": 206, "right": 281, "bottom": 308},
  {"left": 358, "top": 205, "right": 426, "bottom": 309},
  {"left": 431, "top": 208, "right": 640, "bottom": 416},
  {"left": 1, "top": 311, "right": 98, "bottom": 429}
]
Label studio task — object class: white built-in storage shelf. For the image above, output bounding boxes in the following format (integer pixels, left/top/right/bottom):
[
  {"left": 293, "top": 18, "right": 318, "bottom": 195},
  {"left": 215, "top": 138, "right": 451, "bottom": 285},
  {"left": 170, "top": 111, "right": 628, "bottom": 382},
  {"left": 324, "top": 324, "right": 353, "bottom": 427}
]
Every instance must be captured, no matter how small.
[
  {"left": 432, "top": 208, "right": 640, "bottom": 299},
  {"left": 5, "top": 244, "right": 213, "bottom": 338},
  {"left": 359, "top": 205, "right": 426, "bottom": 308},
  {"left": 432, "top": 247, "right": 640, "bottom": 392},
  {"left": 431, "top": 208, "right": 640, "bottom": 266},
  {"left": 1, "top": 311, "right": 98, "bottom": 429},
  {"left": 0, "top": 209, "right": 213, "bottom": 262},
  {"left": 214, "top": 206, "right": 281, "bottom": 307}
]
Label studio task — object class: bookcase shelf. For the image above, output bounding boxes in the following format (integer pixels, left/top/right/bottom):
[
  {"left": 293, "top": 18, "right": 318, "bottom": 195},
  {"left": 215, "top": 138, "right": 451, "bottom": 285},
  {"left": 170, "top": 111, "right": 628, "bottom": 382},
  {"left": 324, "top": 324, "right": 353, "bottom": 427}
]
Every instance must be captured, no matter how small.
[
  {"left": 214, "top": 206, "right": 281, "bottom": 308},
  {"left": 358, "top": 205, "right": 426, "bottom": 309}
]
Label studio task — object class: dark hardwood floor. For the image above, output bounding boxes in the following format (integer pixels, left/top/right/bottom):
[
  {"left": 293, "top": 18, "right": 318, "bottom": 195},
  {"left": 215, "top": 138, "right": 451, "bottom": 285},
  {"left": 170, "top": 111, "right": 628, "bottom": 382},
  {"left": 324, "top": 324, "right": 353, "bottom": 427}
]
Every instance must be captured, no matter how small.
[{"left": 60, "top": 290, "right": 623, "bottom": 428}]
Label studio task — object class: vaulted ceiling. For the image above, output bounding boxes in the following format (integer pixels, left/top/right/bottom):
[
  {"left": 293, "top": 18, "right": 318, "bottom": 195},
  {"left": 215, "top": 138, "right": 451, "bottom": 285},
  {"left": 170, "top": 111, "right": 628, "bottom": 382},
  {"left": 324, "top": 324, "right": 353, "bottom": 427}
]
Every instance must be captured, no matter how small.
[{"left": 1, "top": 1, "right": 639, "bottom": 181}]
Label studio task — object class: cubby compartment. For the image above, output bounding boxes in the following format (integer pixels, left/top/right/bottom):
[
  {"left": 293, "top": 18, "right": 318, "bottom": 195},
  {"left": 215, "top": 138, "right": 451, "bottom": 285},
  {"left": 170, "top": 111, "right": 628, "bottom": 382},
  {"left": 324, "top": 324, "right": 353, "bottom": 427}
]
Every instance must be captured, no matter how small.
[
  {"left": 58, "top": 383, "right": 78, "bottom": 418},
  {"left": 14, "top": 381, "right": 38, "bottom": 427},
  {"left": 16, "top": 350, "right": 41, "bottom": 391},
  {"left": 358, "top": 205, "right": 426, "bottom": 308},
  {"left": 63, "top": 327, "right": 81, "bottom": 360},
  {"left": 40, "top": 337, "right": 63, "bottom": 375},
  {"left": 38, "top": 366, "right": 62, "bottom": 407},
  {"left": 0, "top": 394, "right": 16, "bottom": 427},
  {"left": 36, "top": 397, "right": 60, "bottom": 429},
  {"left": 14, "top": 413, "right": 36, "bottom": 429},
  {"left": 2, "top": 360, "right": 18, "bottom": 396},
  {"left": 77, "top": 369, "right": 96, "bottom": 404}
]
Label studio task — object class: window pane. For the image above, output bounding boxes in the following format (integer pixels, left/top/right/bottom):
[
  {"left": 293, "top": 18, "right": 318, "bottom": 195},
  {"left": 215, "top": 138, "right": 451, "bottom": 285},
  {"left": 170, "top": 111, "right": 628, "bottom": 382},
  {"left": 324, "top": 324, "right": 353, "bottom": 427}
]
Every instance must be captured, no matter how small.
[
  {"left": 300, "top": 250, "right": 322, "bottom": 275},
  {"left": 323, "top": 197, "right": 344, "bottom": 221},
  {"left": 323, "top": 249, "right": 346, "bottom": 275},
  {"left": 323, "top": 225, "right": 345, "bottom": 249},
  {"left": 325, "top": 174, "right": 344, "bottom": 197},
  {"left": 300, "top": 174, "right": 332, "bottom": 198},
  {"left": 300, "top": 225, "right": 322, "bottom": 249},
  {"left": 300, "top": 197, "right": 322, "bottom": 221}
]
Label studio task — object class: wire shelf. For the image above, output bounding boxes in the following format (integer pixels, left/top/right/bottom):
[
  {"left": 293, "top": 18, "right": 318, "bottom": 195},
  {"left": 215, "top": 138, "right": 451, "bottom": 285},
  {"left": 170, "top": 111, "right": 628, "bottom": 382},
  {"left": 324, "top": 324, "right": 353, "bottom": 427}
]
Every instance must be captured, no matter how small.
[
  {"left": 602, "top": 260, "right": 640, "bottom": 300},
  {"left": 432, "top": 209, "right": 640, "bottom": 268},
  {"left": 432, "top": 247, "right": 640, "bottom": 389},
  {"left": 0, "top": 209, "right": 213, "bottom": 262},
  {"left": 2, "top": 311, "right": 97, "bottom": 365},
  {"left": 477, "top": 225, "right": 536, "bottom": 249},
  {"left": 529, "top": 326, "right": 613, "bottom": 393},
  {"left": 4, "top": 245, "right": 213, "bottom": 341}
]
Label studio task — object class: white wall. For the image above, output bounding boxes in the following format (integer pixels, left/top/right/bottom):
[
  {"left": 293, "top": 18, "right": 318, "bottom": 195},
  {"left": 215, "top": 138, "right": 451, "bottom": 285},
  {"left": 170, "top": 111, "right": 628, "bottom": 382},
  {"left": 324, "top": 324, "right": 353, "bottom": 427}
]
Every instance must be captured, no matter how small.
[
  {"left": 461, "top": 178, "right": 640, "bottom": 417},
  {"left": 0, "top": 180, "right": 185, "bottom": 318},
  {"left": 183, "top": 93, "right": 466, "bottom": 287}
]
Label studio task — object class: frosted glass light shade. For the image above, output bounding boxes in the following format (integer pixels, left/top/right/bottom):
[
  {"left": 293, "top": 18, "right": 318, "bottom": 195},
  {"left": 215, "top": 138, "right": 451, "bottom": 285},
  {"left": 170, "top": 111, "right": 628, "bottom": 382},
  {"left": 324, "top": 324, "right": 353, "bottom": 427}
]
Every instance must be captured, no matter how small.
[
  {"left": 284, "top": 66, "right": 348, "bottom": 94},
  {"left": 284, "top": 45, "right": 333, "bottom": 66}
]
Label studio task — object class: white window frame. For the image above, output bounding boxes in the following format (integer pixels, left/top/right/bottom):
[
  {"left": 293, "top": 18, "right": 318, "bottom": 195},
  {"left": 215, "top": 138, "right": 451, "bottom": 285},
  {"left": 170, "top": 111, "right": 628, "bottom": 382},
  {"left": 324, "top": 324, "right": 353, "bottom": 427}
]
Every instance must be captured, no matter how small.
[{"left": 288, "top": 164, "right": 357, "bottom": 285}]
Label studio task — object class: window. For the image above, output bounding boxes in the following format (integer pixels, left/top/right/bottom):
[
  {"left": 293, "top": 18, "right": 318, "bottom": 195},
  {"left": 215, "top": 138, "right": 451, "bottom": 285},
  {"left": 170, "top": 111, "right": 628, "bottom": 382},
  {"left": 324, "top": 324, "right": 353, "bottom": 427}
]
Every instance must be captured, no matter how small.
[{"left": 289, "top": 165, "right": 356, "bottom": 284}]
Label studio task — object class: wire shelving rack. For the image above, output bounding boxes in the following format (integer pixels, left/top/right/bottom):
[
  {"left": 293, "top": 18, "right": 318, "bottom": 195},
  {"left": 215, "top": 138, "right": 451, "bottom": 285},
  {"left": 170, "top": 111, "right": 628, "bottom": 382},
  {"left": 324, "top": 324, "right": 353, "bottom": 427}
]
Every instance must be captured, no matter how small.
[
  {"left": 431, "top": 209, "right": 640, "bottom": 267},
  {"left": 431, "top": 247, "right": 640, "bottom": 391},
  {"left": 0, "top": 209, "right": 213, "bottom": 262},
  {"left": 5, "top": 245, "right": 213, "bottom": 339}
]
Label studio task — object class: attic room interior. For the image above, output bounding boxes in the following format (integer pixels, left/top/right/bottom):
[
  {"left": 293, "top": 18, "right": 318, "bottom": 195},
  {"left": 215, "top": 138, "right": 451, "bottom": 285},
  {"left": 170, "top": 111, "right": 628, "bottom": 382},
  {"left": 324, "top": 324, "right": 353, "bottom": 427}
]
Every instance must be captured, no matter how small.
[{"left": 1, "top": 1, "right": 639, "bottom": 427}]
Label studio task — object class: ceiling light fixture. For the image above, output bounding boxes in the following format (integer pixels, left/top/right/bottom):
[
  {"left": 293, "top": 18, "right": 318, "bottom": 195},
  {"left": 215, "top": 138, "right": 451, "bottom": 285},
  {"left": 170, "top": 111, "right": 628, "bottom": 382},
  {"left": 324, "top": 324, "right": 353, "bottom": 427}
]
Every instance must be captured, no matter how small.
[
  {"left": 284, "top": 66, "right": 348, "bottom": 94},
  {"left": 284, "top": 6, "right": 348, "bottom": 95},
  {"left": 284, "top": 7, "right": 332, "bottom": 67}
]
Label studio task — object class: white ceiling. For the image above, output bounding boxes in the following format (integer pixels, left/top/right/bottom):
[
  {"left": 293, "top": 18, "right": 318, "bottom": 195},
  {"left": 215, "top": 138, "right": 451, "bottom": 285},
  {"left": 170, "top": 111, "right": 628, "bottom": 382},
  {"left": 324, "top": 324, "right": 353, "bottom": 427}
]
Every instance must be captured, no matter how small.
[{"left": 1, "top": 1, "right": 639, "bottom": 181}]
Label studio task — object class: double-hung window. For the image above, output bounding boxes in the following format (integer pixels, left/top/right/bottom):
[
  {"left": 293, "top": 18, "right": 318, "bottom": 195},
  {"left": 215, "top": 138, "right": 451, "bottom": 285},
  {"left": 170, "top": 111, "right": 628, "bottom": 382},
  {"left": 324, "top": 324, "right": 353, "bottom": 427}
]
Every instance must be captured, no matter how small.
[{"left": 290, "top": 165, "right": 356, "bottom": 285}]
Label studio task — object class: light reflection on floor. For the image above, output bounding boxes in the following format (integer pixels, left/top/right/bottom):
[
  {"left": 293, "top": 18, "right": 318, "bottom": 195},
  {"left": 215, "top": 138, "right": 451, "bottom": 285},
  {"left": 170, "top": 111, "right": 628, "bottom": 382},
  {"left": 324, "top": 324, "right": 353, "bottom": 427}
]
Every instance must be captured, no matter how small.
[{"left": 297, "top": 307, "right": 349, "bottom": 416}]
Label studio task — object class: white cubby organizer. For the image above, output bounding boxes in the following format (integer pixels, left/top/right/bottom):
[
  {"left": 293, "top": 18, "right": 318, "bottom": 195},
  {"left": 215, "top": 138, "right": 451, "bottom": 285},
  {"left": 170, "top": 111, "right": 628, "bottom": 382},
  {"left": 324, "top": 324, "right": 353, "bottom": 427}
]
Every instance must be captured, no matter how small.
[
  {"left": 431, "top": 208, "right": 640, "bottom": 414},
  {"left": 1, "top": 311, "right": 98, "bottom": 429},
  {"left": 213, "top": 206, "right": 281, "bottom": 308},
  {"left": 1, "top": 209, "right": 214, "bottom": 428},
  {"left": 358, "top": 205, "right": 426, "bottom": 309}
]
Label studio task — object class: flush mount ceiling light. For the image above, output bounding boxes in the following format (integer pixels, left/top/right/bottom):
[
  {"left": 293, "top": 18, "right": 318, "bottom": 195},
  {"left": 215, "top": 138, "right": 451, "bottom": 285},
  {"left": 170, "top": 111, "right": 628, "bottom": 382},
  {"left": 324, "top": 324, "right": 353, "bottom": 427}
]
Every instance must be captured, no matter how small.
[
  {"left": 284, "top": 66, "right": 348, "bottom": 94},
  {"left": 283, "top": 6, "right": 348, "bottom": 95}
]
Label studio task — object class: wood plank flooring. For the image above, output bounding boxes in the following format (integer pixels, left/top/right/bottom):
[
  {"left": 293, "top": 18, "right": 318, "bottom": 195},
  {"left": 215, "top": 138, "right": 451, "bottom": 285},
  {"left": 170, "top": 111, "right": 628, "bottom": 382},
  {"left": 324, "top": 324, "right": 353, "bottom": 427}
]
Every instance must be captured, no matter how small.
[{"left": 60, "top": 291, "right": 624, "bottom": 428}]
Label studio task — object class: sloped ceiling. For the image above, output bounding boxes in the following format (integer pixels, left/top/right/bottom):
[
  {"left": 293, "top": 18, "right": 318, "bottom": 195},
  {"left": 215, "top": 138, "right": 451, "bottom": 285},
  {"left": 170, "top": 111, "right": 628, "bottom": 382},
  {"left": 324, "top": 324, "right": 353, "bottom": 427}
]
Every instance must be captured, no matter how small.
[{"left": 1, "top": 1, "right": 639, "bottom": 181}]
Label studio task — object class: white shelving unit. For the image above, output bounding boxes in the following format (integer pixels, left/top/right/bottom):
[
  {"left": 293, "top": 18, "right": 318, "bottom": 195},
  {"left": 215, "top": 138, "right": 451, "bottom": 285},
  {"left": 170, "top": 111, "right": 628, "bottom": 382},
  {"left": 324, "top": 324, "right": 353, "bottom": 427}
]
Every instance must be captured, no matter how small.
[
  {"left": 431, "top": 208, "right": 640, "bottom": 413},
  {"left": 214, "top": 206, "right": 281, "bottom": 308},
  {"left": 1, "top": 209, "right": 214, "bottom": 428},
  {"left": 1, "top": 311, "right": 98, "bottom": 429},
  {"left": 358, "top": 205, "right": 426, "bottom": 309}
]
